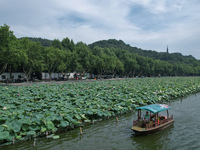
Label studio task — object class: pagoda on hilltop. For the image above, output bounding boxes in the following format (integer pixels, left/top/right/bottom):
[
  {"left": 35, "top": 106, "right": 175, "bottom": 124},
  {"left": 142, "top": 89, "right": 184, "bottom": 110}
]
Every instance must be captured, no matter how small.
[{"left": 166, "top": 45, "right": 169, "bottom": 53}]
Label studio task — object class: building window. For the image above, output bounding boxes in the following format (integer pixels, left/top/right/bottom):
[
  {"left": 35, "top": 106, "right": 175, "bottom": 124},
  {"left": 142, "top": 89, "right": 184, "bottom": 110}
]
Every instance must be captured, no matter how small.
[
  {"left": 18, "top": 75, "right": 21, "bottom": 79},
  {"left": 2, "top": 75, "right": 6, "bottom": 79}
]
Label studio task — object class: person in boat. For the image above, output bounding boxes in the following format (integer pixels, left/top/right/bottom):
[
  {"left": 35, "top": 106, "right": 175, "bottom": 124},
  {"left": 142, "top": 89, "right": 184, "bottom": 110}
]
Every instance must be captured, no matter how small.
[
  {"left": 150, "top": 114, "right": 155, "bottom": 122},
  {"left": 144, "top": 111, "right": 150, "bottom": 123}
]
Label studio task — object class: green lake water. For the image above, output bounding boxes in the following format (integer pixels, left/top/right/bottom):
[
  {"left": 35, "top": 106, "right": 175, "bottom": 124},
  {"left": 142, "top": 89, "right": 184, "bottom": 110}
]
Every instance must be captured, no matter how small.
[{"left": 1, "top": 93, "right": 200, "bottom": 150}]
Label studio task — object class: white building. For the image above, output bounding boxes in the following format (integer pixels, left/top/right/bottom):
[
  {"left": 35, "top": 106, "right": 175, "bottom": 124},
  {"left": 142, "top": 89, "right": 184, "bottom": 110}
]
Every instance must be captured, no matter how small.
[
  {"left": 0, "top": 72, "right": 26, "bottom": 82},
  {"left": 0, "top": 72, "right": 91, "bottom": 82},
  {"left": 41, "top": 72, "right": 76, "bottom": 80}
]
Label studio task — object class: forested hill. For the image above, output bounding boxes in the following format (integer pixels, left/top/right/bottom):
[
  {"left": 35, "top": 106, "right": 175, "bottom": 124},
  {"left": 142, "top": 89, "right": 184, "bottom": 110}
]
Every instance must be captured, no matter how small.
[
  {"left": 19, "top": 37, "right": 199, "bottom": 65},
  {"left": 88, "top": 39, "right": 198, "bottom": 63},
  {"left": 89, "top": 39, "right": 141, "bottom": 53},
  {"left": 18, "top": 37, "right": 53, "bottom": 47}
]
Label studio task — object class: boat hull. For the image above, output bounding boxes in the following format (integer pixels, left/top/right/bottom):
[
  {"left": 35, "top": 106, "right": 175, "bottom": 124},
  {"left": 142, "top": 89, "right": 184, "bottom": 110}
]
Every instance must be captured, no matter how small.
[{"left": 132, "top": 119, "right": 174, "bottom": 135}]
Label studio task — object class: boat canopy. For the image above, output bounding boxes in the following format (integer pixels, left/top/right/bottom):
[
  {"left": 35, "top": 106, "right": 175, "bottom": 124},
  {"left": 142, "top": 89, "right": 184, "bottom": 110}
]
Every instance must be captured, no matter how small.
[{"left": 135, "top": 104, "right": 171, "bottom": 114}]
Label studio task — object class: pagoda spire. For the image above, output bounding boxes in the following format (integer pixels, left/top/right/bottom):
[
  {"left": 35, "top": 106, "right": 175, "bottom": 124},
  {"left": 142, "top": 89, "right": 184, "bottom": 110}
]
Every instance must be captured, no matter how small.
[{"left": 166, "top": 45, "right": 169, "bottom": 53}]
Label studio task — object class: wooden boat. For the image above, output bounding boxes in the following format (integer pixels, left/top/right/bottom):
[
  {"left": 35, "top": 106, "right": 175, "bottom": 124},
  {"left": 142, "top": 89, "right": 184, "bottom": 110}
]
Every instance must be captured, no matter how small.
[{"left": 132, "top": 104, "right": 174, "bottom": 135}]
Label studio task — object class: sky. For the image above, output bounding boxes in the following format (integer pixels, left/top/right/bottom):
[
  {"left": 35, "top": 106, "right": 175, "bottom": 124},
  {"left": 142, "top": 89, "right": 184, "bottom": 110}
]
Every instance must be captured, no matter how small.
[{"left": 1, "top": 0, "right": 200, "bottom": 59}]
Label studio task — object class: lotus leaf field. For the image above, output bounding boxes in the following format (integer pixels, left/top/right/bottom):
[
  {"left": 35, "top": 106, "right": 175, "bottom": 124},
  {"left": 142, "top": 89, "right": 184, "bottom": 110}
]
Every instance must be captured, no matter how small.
[{"left": 1, "top": 77, "right": 200, "bottom": 145}]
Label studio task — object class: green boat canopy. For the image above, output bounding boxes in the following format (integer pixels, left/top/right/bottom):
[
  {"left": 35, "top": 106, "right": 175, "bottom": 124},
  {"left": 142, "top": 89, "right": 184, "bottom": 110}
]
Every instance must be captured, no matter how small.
[{"left": 135, "top": 104, "right": 171, "bottom": 114}]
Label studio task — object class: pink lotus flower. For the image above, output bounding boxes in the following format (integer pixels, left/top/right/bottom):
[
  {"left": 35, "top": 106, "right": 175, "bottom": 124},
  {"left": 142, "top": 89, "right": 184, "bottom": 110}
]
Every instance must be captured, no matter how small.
[
  {"left": 3, "top": 107, "right": 7, "bottom": 110},
  {"left": 17, "top": 94, "right": 20, "bottom": 96},
  {"left": 108, "top": 108, "right": 110, "bottom": 111}
]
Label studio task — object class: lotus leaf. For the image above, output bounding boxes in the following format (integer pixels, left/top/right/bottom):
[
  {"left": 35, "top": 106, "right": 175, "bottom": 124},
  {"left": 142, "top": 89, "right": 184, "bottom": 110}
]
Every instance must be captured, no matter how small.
[
  {"left": 55, "top": 114, "right": 63, "bottom": 121},
  {"left": 41, "top": 125, "right": 47, "bottom": 132},
  {"left": 18, "top": 115, "right": 24, "bottom": 119},
  {"left": 84, "top": 120, "right": 91, "bottom": 123},
  {"left": 5, "top": 134, "right": 14, "bottom": 142},
  {"left": 36, "top": 114, "right": 44, "bottom": 119},
  {"left": 20, "top": 130, "right": 27, "bottom": 136},
  {"left": 47, "top": 121, "right": 55, "bottom": 130},
  {"left": 71, "top": 119, "right": 81, "bottom": 125},
  {"left": 74, "top": 114, "right": 81, "bottom": 120},
  {"left": 80, "top": 114, "right": 88, "bottom": 120},
  {"left": 46, "top": 134, "right": 54, "bottom": 138},
  {"left": 97, "top": 111, "right": 104, "bottom": 117},
  {"left": 29, "top": 124, "right": 40, "bottom": 131},
  {"left": 53, "top": 135, "right": 60, "bottom": 139},
  {"left": 60, "top": 120, "right": 69, "bottom": 127},
  {"left": 64, "top": 115, "right": 73, "bottom": 122},
  {"left": 11, "top": 120, "right": 22, "bottom": 132},
  {"left": 52, "top": 127, "right": 58, "bottom": 133},
  {"left": 0, "top": 131, "right": 9, "bottom": 140},
  {"left": 20, "top": 118, "right": 32, "bottom": 125},
  {"left": 46, "top": 115, "right": 55, "bottom": 121},
  {"left": 0, "top": 125, "right": 4, "bottom": 132},
  {"left": 27, "top": 130, "right": 36, "bottom": 136},
  {"left": 86, "top": 110, "right": 93, "bottom": 115},
  {"left": 50, "top": 106, "right": 57, "bottom": 112},
  {"left": 22, "top": 124, "right": 29, "bottom": 131},
  {"left": 32, "top": 118, "right": 41, "bottom": 125}
]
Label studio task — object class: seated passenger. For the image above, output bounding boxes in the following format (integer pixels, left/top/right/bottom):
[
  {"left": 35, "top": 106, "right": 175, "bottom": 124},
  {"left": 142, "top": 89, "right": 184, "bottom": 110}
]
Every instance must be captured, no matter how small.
[{"left": 144, "top": 111, "right": 150, "bottom": 122}]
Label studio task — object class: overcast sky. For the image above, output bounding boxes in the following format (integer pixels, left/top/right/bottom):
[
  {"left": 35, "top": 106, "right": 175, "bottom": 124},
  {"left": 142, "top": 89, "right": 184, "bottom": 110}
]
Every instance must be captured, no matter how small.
[{"left": 1, "top": 0, "right": 200, "bottom": 59}]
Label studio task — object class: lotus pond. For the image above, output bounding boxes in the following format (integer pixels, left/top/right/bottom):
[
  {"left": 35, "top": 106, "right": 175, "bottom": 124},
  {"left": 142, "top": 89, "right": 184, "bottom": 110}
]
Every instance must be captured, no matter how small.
[{"left": 1, "top": 77, "right": 200, "bottom": 146}]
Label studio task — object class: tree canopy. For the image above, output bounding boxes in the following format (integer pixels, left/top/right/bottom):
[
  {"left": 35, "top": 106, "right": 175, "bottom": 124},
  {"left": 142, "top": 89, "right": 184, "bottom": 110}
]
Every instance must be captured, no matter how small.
[{"left": 1, "top": 24, "right": 200, "bottom": 80}]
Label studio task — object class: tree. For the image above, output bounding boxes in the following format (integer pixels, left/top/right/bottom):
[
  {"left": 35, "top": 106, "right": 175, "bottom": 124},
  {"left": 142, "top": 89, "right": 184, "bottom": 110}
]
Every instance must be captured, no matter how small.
[
  {"left": 147, "top": 58, "right": 155, "bottom": 77},
  {"left": 61, "top": 37, "right": 75, "bottom": 51},
  {"left": 111, "top": 59, "right": 124, "bottom": 78},
  {"left": 88, "top": 55, "right": 97, "bottom": 78},
  {"left": 102, "top": 48, "right": 124, "bottom": 78},
  {"left": 91, "top": 46, "right": 107, "bottom": 78},
  {"left": 0, "top": 24, "right": 16, "bottom": 75},
  {"left": 43, "top": 47, "right": 64, "bottom": 80},
  {"left": 154, "top": 60, "right": 165, "bottom": 76},
  {"left": 7, "top": 39, "right": 23, "bottom": 81},
  {"left": 20, "top": 38, "right": 44, "bottom": 82},
  {"left": 58, "top": 49, "right": 72, "bottom": 79},
  {"left": 75, "top": 42, "right": 93, "bottom": 76},
  {"left": 52, "top": 39, "right": 61, "bottom": 49},
  {"left": 136, "top": 55, "right": 150, "bottom": 77}
]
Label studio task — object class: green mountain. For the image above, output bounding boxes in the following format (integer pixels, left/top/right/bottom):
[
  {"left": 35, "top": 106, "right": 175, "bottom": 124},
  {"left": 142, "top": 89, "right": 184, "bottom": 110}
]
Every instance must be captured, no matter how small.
[
  {"left": 18, "top": 37, "right": 53, "bottom": 47},
  {"left": 88, "top": 39, "right": 198, "bottom": 63}
]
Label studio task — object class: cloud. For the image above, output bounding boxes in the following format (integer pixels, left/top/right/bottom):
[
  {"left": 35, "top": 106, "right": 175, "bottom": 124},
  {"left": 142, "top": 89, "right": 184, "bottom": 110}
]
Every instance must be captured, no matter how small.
[{"left": 0, "top": 0, "right": 200, "bottom": 59}]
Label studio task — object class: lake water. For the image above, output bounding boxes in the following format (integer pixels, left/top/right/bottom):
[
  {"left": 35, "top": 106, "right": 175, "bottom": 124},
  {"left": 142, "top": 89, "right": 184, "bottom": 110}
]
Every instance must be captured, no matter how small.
[{"left": 2, "top": 93, "right": 200, "bottom": 150}]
